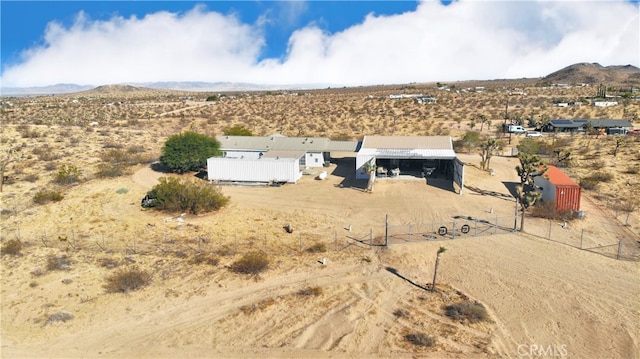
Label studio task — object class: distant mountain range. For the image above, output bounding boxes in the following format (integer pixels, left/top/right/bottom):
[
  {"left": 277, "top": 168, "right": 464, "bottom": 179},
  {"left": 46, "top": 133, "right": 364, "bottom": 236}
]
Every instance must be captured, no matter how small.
[
  {"left": 0, "top": 81, "right": 330, "bottom": 97},
  {"left": 2, "top": 63, "right": 639, "bottom": 96},
  {"left": 542, "top": 63, "right": 640, "bottom": 85}
]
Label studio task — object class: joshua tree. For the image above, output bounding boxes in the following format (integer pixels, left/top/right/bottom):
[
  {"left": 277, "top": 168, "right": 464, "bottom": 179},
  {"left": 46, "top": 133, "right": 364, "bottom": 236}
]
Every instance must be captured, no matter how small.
[
  {"left": 479, "top": 138, "right": 499, "bottom": 170},
  {"left": 477, "top": 114, "right": 489, "bottom": 132},
  {"left": 0, "top": 140, "right": 23, "bottom": 192},
  {"left": 613, "top": 136, "right": 626, "bottom": 157},
  {"left": 364, "top": 158, "right": 377, "bottom": 193},
  {"left": 515, "top": 153, "right": 547, "bottom": 232},
  {"left": 431, "top": 246, "right": 446, "bottom": 292}
]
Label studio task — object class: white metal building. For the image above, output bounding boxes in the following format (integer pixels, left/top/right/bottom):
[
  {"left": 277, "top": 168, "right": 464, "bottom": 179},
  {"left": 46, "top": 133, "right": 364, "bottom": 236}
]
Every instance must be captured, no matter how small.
[
  {"left": 207, "top": 152, "right": 303, "bottom": 184},
  {"left": 356, "top": 136, "right": 464, "bottom": 193}
]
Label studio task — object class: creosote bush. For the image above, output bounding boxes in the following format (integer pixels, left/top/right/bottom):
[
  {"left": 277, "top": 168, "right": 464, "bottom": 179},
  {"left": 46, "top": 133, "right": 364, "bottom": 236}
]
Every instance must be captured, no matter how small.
[
  {"left": 46, "top": 253, "right": 73, "bottom": 271},
  {"left": 148, "top": 177, "right": 229, "bottom": 214},
  {"left": 54, "top": 164, "right": 81, "bottom": 184},
  {"left": 33, "top": 189, "right": 64, "bottom": 204},
  {"left": 445, "top": 300, "right": 488, "bottom": 323},
  {"left": 189, "top": 253, "right": 219, "bottom": 266},
  {"left": 104, "top": 266, "right": 152, "bottom": 293},
  {"left": 405, "top": 332, "right": 436, "bottom": 347},
  {"left": 230, "top": 251, "right": 269, "bottom": 275},
  {"left": 307, "top": 242, "right": 327, "bottom": 253},
  {"left": 1, "top": 239, "right": 23, "bottom": 256},
  {"left": 297, "top": 286, "right": 323, "bottom": 297}
]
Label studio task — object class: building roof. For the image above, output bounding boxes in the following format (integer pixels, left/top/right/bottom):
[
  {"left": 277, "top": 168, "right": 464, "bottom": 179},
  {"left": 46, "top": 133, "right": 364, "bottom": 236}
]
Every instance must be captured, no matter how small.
[
  {"left": 544, "top": 165, "right": 579, "bottom": 187},
  {"left": 261, "top": 150, "right": 306, "bottom": 159},
  {"left": 359, "top": 136, "right": 456, "bottom": 159},
  {"left": 361, "top": 135, "right": 453, "bottom": 150},
  {"left": 548, "top": 119, "right": 632, "bottom": 128},
  {"left": 217, "top": 135, "right": 358, "bottom": 153}
]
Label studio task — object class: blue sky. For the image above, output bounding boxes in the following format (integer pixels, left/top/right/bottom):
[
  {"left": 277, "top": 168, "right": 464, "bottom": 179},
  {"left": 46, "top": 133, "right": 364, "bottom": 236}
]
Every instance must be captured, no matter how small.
[{"left": 1, "top": 1, "right": 638, "bottom": 88}]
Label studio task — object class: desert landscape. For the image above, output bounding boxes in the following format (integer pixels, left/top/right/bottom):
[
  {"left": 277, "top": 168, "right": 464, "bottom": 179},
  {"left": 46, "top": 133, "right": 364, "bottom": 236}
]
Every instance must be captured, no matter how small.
[{"left": 1, "top": 64, "right": 640, "bottom": 358}]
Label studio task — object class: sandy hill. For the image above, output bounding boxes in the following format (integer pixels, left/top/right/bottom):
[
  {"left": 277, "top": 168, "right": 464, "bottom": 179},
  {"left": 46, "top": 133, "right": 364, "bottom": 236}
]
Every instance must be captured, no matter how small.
[{"left": 542, "top": 62, "right": 640, "bottom": 85}]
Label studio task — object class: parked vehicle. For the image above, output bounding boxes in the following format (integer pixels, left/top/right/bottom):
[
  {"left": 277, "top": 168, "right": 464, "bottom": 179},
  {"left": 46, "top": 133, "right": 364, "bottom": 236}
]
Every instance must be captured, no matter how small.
[
  {"left": 506, "top": 125, "right": 527, "bottom": 134},
  {"left": 627, "top": 129, "right": 640, "bottom": 136},
  {"left": 526, "top": 131, "right": 543, "bottom": 137},
  {"left": 141, "top": 192, "right": 157, "bottom": 208}
]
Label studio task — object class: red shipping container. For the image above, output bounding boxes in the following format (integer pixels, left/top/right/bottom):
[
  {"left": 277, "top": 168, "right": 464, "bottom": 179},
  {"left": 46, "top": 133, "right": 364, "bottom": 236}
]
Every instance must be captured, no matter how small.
[{"left": 535, "top": 165, "right": 581, "bottom": 212}]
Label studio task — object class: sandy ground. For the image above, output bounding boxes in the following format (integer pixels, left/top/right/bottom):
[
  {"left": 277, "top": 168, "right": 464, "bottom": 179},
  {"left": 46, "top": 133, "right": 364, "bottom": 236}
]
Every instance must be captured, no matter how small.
[{"left": 1, "top": 154, "right": 639, "bottom": 358}]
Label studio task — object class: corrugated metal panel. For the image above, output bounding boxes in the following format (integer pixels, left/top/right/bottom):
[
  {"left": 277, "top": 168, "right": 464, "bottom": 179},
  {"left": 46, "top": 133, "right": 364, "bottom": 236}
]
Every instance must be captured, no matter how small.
[
  {"left": 544, "top": 165, "right": 579, "bottom": 186},
  {"left": 372, "top": 148, "right": 456, "bottom": 159},
  {"left": 361, "top": 136, "right": 453, "bottom": 150},
  {"left": 555, "top": 186, "right": 581, "bottom": 212},
  {"left": 207, "top": 157, "right": 301, "bottom": 183},
  {"left": 325, "top": 140, "right": 359, "bottom": 152}
]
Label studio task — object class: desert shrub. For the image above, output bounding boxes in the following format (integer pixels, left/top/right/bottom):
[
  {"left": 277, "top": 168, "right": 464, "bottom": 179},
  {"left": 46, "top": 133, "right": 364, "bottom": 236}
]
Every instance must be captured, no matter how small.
[
  {"left": 33, "top": 145, "right": 61, "bottom": 161},
  {"left": 223, "top": 125, "right": 253, "bottom": 136},
  {"left": 530, "top": 201, "right": 576, "bottom": 220},
  {"left": 580, "top": 177, "right": 599, "bottom": 190},
  {"left": 95, "top": 163, "right": 125, "bottom": 178},
  {"left": 517, "top": 138, "right": 541, "bottom": 155},
  {"left": 23, "top": 173, "right": 40, "bottom": 183},
  {"left": 54, "top": 164, "right": 81, "bottom": 184},
  {"left": 44, "top": 162, "right": 58, "bottom": 171},
  {"left": 104, "top": 266, "right": 152, "bottom": 293},
  {"left": 590, "top": 171, "right": 614, "bottom": 182},
  {"left": 97, "top": 257, "right": 121, "bottom": 269},
  {"left": 189, "top": 253, "right": 219, "bottom": 266},
  {"left": 445, "top": 300, "right": 488, "bottom": 323},
  {"left": 307, "top": 242, "right": 327, "bottom": 253},
  {"left": 1, "top": 239, "right": 23, "bottom": 256},
  {"left": 159, "top": 131, "right": 221, "bottom": 173},
  {"left": 625, "top": 166, "right": 639, "bottom": 175},
  {"left": 33, "top": 189, "right": 64, "bottom": 204},
  {"left": 405, "top": 332, "right": 436, "bottom": 347},
  {"left": 393, "top": 309, "right": 409, "bottom": 318},
  {"left": 591, "top": 159, "right": 606, "bottom": 169},
  {"left": 230, "top": 251, "right": 269, "bottom": 275},
  {"left": 148, "top": 177, "right": 229, "bottom": 214},
  {"left": 297, "top": 286, "right": 323, "bottom": 297},
  {"left": 46, "top": 253, "right": 73, "bottom": 271},
  {"left": 44, "top": 311, "right": 75, "bottom": 326}
]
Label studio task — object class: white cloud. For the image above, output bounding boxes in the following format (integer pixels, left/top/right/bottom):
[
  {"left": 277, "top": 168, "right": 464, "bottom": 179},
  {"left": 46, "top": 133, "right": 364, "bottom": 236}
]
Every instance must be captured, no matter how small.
[{"left": 2, "top": 0, "right": 638, "bottom": 87}]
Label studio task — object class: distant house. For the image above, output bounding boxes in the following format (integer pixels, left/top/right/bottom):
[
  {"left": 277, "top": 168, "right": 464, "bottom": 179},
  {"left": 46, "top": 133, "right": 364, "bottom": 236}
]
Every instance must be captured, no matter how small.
[
  {"left": 414, "top": 96, "right": 437, "bottom": 104},
  {"left": 594, "top": 101, "right": 618, "bottom": 107},
  {"left": 542, "top": 119, "right": 632, "bottom": 134},
  {"left": 535, "top": 165, "right": 581, "bottom": 212}
]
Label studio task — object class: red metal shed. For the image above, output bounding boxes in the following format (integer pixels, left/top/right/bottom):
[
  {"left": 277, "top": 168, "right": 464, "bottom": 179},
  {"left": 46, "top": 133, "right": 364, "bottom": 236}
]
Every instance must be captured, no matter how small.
[{"left": 535, "top": 165, "right": 582, "bottom": 212}]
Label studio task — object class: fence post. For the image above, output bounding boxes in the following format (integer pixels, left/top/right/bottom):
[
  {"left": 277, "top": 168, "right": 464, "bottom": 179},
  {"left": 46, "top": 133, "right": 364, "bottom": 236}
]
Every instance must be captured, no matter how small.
[
  {"left": 299, "top": 233, "right": 302, "bottom": 252},
  {"left": 264, "top": 234, "right": 267, "bottom": 252},
  {"left": 369, "top": 228, "right": 373, "bottom": 246},
  {"left": 334, "top": 231, "right": 337, "bottom": 251},
  {"left": 548, "top": 219, "right": 552, "bottom": 240},
  {"left": 408, "top": 224, "right": 412, "bottom": 242},
  {"left": 617, "top": 240, "right": 623, "bottom": 260},
  {"left": 452, "top": 219, "right": 456, "bottom": 239},
  {"left": 580, "top": 230, "right": 584, "bottom": 249},
  {"left": 474, "top": 219, "right": 478, "bottom": 237},
  {"left": 494, "top": 216, "right": 498, "bottom": 235}
]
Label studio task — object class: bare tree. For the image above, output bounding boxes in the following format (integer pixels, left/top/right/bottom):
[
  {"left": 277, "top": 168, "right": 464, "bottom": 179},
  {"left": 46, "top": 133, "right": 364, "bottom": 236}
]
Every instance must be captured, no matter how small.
[{"left": 613, "top": 136, "right": 626, "bottom": 157}]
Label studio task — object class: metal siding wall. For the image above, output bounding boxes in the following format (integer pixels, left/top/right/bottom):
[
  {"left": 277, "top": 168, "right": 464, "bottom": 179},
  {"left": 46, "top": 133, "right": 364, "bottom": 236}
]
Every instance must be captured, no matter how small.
[
  {"left": 355, "top": 154, "right": 374, "bottom": 180},
  {"left": 304, "top": 152, "right": 325, "bottom": 168},
  {"left": 208, "top": 158, "right": 300, "bottom": 183},
  {"left": 554, "top": 185, "right": 581, "bottom": 211}
]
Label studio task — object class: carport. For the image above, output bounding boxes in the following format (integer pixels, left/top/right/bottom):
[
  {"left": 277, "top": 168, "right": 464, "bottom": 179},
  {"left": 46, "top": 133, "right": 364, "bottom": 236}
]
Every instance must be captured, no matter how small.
[{"left": 355, "top": 136, "right": 464, "bottom": 194}]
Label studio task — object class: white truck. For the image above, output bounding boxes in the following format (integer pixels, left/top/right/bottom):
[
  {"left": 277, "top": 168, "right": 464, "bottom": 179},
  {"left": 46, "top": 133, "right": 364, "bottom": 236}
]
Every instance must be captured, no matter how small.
[{"left": 506, "top": 125, "right": 527, "bottom": 134}]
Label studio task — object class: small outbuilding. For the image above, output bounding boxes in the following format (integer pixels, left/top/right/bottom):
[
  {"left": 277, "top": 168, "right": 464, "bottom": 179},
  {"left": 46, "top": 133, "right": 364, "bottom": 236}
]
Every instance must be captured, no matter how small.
[
  {"left": 207, "top": 151, "right": 303, "bottom": 184},
  {"left": 355, "top": 135, "right": 464, "bottom": 193},
  {"left": 535, "top": 165, "right": 581, "bottom": 212}
]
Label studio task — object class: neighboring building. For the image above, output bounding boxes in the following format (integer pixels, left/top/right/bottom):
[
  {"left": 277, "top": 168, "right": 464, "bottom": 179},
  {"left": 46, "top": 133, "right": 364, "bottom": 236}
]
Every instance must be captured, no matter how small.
[
  {"left": 535, "top": 165, "right": 581, "bottom": 212},
  {"left": 414, "top": 96, "right": 437, "bottom": 104},
  {"left": 542, "top": 119, "right": 633, "bottom": 134},
  {"left": 594, "top": 101, "right": 618, "bottom": 107},
  {"left": 207, "top": 135, "right": 358, "bottom": 184},
  {"left": 355, "top": 135, "right": 464, "bottom": 194}
]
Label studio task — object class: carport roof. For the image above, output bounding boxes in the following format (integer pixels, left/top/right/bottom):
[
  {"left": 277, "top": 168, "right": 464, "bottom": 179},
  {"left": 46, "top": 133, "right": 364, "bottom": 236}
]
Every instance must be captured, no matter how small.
[
  {"left": 359, "top": 136, "right": 456, "bottom": 159},
  {"left": 361, "top": 135, "right": 453, "bottom": 150}
]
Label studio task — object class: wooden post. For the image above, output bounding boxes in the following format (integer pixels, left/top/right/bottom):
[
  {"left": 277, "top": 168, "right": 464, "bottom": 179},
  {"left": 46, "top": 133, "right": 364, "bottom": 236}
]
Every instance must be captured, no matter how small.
[
  {"left": 617, "top": 240, "right": 623, "bottom": 260},
  {"left": 385, "top": 214, "right": 389, "bottom": 247},
  {"left": 580, "top": 230, "right": 584, "bottom": 249}
]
